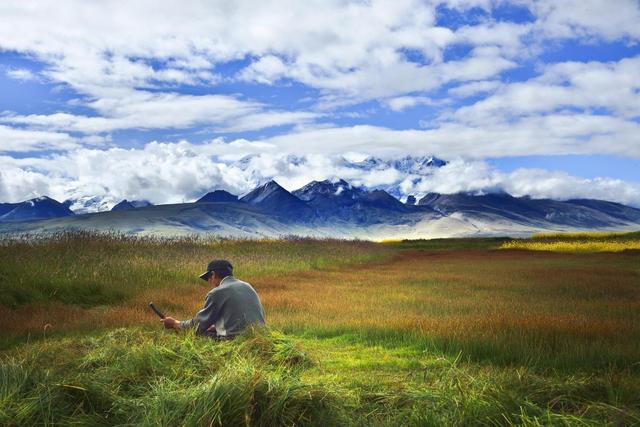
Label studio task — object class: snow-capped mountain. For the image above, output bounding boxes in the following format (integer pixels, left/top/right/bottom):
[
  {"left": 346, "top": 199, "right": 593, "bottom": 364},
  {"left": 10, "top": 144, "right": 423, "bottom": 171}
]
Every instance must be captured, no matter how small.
[
  {"left": 235, "top": 154, "right": 307, "bottom": 171},
  {"left": 111, "top": 200, "right": 154, "bottom": 211},
  {"left": 293, "top": 179, "right": 365, "bottom": 204},
  {"left": 230, "top": 154, "right": 447, "bottom": 200},
  {"left": 244, "top": 154, "right": 446, "bottom": 177},
  {"left": 240, "top": 180, "right": 315, "bottom": 220},
  {"left": 63, "top": 195, "right": 118, "bottom": 214},
  {"left": 345, "top": 155, "right": 446, "bottom": 175},
  {"left": 0, "top": 196, "right": 74, "bottom": 222},
  {"left": 54, "top": 155, "right": 446, "bottom": 214},
  {"left": 293, "top": 179, "right": 407, "bottom": 213},
  {"left": 338, "top": 155, "right": 447, "bottom": 198}
]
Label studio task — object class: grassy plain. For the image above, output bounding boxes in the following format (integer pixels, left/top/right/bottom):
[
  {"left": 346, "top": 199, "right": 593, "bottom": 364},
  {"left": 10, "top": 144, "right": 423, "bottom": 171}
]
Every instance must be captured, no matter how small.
[{"left": 1, "top": 232, "right": 639, "bottom": 425}]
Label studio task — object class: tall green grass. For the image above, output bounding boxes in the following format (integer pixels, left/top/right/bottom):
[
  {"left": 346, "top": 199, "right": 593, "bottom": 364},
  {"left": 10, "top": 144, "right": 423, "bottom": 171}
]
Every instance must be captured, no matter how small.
[
  {"left": 1, "top": 327, "right": 349, "bottom": 426},
  {"left": 3, "top": 327, "right": 638, "bottom": 426}
]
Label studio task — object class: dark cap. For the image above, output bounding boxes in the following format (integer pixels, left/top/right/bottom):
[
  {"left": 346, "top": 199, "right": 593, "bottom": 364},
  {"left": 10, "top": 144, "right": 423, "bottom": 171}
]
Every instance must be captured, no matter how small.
[{"left": 199, "top": 259, "right": 233, "bottom": 281}]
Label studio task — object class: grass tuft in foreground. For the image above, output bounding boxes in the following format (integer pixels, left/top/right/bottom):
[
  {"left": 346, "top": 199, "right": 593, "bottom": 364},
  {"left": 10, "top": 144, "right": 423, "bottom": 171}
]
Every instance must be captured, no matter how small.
[
  {"left": 0, "top": 327, "right": 347, "bottom": 426},
  {"left": 3, "top": 327, "right": 639, "bottom": 426}
]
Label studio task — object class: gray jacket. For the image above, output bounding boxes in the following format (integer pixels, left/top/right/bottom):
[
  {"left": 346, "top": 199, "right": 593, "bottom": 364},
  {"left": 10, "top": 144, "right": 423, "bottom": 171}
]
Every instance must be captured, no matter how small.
[{"left": 180, "top": 276, "right": 266, "bottom": 337}]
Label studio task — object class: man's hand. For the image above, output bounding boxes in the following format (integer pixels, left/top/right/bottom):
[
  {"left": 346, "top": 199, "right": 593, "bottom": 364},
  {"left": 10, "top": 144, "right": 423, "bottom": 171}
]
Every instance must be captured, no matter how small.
[{"left": 160, "top": 316, "right": 180, "bottom": 330}]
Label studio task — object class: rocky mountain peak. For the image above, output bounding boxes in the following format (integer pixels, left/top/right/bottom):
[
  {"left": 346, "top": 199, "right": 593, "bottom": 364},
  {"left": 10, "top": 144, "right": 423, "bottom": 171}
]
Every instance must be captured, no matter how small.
[{"left": 196, "top": 190, "right": 238, "bottom": 203}]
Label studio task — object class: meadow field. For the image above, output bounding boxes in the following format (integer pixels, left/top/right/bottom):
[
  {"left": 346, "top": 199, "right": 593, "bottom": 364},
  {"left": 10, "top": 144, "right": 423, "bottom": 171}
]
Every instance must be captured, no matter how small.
[{"left": 1, "top": 232, "right": 639, "bottom": 425}]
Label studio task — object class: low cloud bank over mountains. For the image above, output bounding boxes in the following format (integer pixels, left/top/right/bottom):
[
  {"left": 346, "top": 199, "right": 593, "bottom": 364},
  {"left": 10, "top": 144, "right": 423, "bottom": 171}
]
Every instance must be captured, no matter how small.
[{"left": 2, "top": 153, "right": 640, "bottom": 213}]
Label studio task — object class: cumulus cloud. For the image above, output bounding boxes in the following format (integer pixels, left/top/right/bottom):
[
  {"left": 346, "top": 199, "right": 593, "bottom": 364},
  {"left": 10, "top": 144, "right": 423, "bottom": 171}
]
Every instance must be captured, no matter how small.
[
  {"left": 452, "top": 56, "right": 640, "bottom": 124},
  {"left": 0, "top": 0, "right": 544, "bottom": 123},
  {"left": 0, "top": 166, "right": 55, "bottom": 202},
  {"left": 239, "top": 55, "right": 288, "bottom": 84},
  {"left": 0, "top": 1, "right": 637, "bottom": 137},
  {"left": 1, "top": 91, "right": 318, "bottom": 134},
  {"left": 503, "top": 169, "right": 640, "bottom": 205},
  {"left": 0, "top": 125, "right": 79, "bottom": 152},
  {"left": 532, "top": 0, "right": 640, "bottom": 41},
  {"left": 254, "top": 116, "right": 640, "bottom": 159},
  {"left": 383, "top": 96, "right": 435, "bottom": 112},
  {"left": 0, "top": 1, "right": 637, "bottom": 108}
]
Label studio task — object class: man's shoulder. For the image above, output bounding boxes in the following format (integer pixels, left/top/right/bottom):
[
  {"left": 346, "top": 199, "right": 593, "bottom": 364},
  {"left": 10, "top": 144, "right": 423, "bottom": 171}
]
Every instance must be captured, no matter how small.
[
  {"left": 231, "top": 277, "right": 253, "bottom": 287},
  {"left": 207, "top": 277, "right": 253, "bottom": 296},
  {"left": 223, "top": 276, "right": 253, "bottom": 287}
]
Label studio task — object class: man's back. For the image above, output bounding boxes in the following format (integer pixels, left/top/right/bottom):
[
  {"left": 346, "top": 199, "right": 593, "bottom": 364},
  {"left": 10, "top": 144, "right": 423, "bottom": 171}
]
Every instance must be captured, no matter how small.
[{"left": 208, "top": 276, "right": 265, "bottom": 337}]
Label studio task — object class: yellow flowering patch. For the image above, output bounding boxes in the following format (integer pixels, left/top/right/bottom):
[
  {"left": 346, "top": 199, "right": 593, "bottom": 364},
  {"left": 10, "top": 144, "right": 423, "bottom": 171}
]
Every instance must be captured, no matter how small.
[{"left": 501, "top": 231, "right": 640, "bottom": 252}]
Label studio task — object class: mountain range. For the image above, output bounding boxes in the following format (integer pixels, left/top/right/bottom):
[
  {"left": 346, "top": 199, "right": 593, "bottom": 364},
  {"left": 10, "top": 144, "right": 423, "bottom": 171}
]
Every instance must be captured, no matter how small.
[
  {"left": 1, "top": 178, "right": 639, "bottom": 239},
  {"left": 51, "top": 155, "right": 447, "bottom": 214}
]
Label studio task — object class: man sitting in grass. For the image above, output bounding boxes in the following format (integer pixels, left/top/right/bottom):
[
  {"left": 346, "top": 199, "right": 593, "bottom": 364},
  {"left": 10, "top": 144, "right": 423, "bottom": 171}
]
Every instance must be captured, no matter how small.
[{"left": 161, "top": 259, "right": 266, "bottom": 339}]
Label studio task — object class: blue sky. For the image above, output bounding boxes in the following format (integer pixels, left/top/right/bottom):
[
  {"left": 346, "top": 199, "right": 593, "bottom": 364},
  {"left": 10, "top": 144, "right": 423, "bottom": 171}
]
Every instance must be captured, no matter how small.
[{"left": 1, "top": 0, "right": 639, "bottom": 209}]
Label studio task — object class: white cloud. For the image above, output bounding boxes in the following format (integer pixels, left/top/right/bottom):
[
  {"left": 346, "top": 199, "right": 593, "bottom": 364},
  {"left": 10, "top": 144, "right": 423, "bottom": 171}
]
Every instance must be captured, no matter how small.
[
  {"left": 383, "top": 96, "right": 434, "bottom": 112},
  {"left": 403, "top": 159, "right": 502, "bottom": 195},
  {"left": 0, "top": 0, "right": 635, "bottom": 138},
  {"left": 448, "top": 80, "right": 501, "bottom": 97},
  {"left": 532, "top": 0, "right": 640, "bottom": 41},
  {"left": 0, "top": 1, "right": 636, "bottom": 109},
  {"left": 5, "top": 68, "right": 38, "bottom": 82},
  {"left": 503, "top": 169, "right": 640, "bottom": 205},
  {"left": 452, "top": 56, "right": 640, "bottom": 124},
  {"left": 398, "top": 159, "right": 640, "bottom": 207},
  {"left": 0, "top": 166, "right": 54, "bottom": 203},
  {"left": 0, "top": 125, "right": 79, "bottom": 152},
  {"left": 250, "top": 114, "right": 640, "bottom": 159},
  {"left": 0, "top": 0, "right": 528, "bottom": 116},
  {"left": 256, "top": 44, "right": 516, "bottom": 107},
  {"left": 239, "top": 55, "right": 288, "bottom": 84},
  {"left": 453, "top": 21, "right": 532, "bottom": 57},
  {"left": 0, "top": 91, "right": 318, "bottom": 134}
]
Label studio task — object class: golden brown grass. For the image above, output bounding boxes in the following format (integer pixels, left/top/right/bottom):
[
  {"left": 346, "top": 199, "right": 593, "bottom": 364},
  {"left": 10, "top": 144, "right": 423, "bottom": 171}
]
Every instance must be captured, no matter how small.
[{"left": 5, "top": 246, "right": 639, "bottom": 370}]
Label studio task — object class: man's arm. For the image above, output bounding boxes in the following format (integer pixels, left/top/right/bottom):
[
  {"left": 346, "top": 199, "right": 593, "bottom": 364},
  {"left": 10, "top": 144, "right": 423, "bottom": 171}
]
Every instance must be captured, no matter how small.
[
  {"left": 160, "top": 316, "right": 181, "bottom": 330},
  {"left": 161, "top": 292, "right": 218, "bottom": 333}
]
